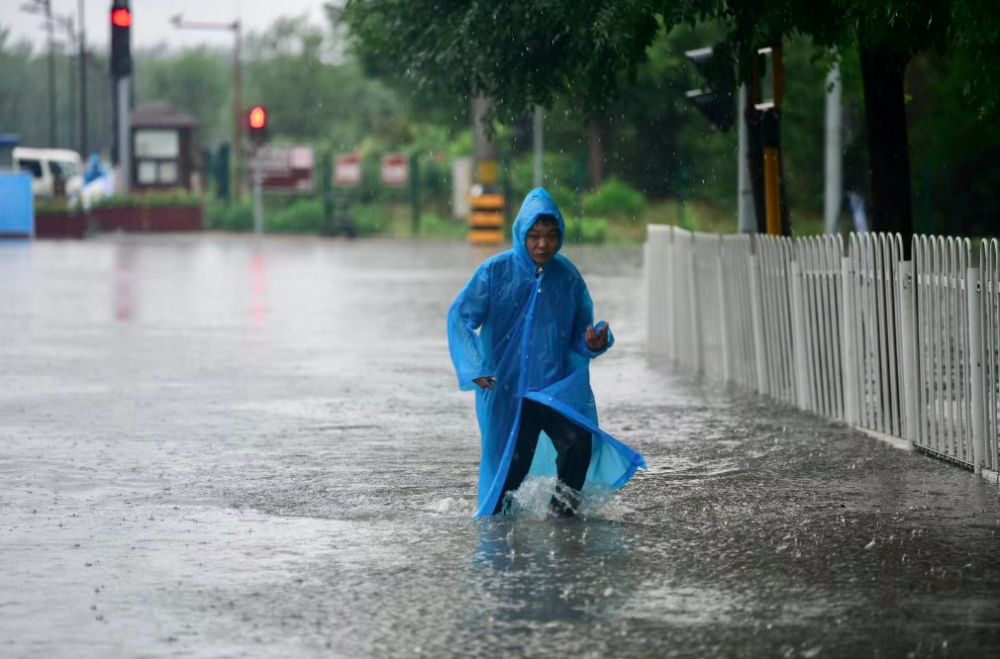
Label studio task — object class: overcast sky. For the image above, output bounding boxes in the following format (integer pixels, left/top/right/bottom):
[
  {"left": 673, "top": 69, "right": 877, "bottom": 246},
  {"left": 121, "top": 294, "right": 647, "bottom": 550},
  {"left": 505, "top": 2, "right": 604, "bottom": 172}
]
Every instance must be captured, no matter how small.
[{"left": 2, "top": 0, "right": 332, "bottom": 54}]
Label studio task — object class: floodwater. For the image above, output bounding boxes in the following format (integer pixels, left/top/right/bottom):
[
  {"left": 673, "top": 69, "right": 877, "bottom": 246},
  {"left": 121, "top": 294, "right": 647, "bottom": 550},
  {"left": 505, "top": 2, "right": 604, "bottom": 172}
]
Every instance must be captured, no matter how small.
[{"left": 1, "top": 233, "right": 998, "bottom": 659}]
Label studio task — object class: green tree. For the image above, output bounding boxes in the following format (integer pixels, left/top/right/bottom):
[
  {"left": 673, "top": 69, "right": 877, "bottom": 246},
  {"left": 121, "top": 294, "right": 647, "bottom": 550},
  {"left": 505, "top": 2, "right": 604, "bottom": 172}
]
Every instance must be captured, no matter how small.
[
  {"left": 244, "top": 15, "right": 407, "bottom": 150},
  {"left": 342, "top": 0, "right": 999, "bottom": 241},
  {"left": 0, "top": 25, "right": 115, "bottom": 155},
  {"left": 135, "top": 48, "right": 230, "bottom": 144}
]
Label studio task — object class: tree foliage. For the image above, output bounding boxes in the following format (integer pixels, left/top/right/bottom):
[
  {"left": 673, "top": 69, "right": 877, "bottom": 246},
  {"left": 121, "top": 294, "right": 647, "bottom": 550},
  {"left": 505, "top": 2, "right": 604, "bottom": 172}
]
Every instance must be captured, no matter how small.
[
  {"left": 342, "top": 0, "right": 677, "bottom": 119},
  {"left": 136, "top": 48, "right": 229, "bottom": 143}
]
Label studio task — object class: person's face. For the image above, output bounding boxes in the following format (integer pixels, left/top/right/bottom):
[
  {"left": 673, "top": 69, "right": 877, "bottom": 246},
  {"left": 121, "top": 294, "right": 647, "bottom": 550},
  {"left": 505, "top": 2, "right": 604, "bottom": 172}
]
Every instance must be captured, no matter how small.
[{"left": 525, "top": 221, "right": 560, "bottom": 265}]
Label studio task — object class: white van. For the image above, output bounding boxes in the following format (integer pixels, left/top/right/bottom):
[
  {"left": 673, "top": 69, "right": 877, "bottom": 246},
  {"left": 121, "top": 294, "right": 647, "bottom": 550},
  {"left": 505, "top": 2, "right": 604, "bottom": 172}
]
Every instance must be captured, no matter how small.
[{"left": 12, "top": 147, "right": 84, "bottom": 200}]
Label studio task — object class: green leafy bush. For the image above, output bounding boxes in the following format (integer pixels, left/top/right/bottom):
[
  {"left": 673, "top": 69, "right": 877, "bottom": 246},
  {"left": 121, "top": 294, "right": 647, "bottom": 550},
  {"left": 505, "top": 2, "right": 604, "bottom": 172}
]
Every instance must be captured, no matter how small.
[
  {"left": 351, "top": 204, "right": 391, "bottom": 236},
  {"left": 582, "top": 177, "right": 647, "bottom": 222},
  {"left": 545, "top": 185, "right": 577, "bottom": 218},
  {"left": 34, "top": 199, "right": 75, "bottom": 215},
  {"left": 507, "top": 153, "right": 583, "bottom": 215},
  {"left": 564, "top": 217, "right": 609, "bottom": 244},
  {"left": 205, "top": 199, "right": 253, "bottom": 231},
  {"left": 93, "top": 190, "right": 200, "bottom": 209},
  {"left": 418, "top": 212, "right": 467, "bottom": 238},
  {"left": 267, "top": 198, "right": 325, "bottom": 233}
]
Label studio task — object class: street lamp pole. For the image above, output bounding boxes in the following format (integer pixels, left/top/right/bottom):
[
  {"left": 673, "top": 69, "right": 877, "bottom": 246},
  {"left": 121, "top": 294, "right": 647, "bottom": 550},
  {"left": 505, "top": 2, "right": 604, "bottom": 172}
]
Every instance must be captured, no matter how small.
[
  {"left": 170, "top": 15, "right": 244, "bottom": 200},
  {"left": 20, "top": 0, "right": 58, "bottom": 147},
  {"left": 53, "top": 13, "right": 78, "bottom": 152},
  {"left": 234, "top": 21, "right": 243, "bottom": 201},
  {"left": 79, "top": 0, "right": 88, "bottom": 157}
]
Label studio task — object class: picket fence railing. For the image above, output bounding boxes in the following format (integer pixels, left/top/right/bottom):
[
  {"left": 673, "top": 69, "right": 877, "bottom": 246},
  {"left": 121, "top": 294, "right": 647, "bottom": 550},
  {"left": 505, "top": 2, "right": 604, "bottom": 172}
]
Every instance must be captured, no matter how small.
[{"left": 645, "top": 225, "right": 1000, "bottom": 479}]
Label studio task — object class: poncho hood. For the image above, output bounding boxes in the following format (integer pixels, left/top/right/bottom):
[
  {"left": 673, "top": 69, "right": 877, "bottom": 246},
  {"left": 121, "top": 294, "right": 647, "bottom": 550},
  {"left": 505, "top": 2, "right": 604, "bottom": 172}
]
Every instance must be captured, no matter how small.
[{"left": 512, "top": 188, "right": 565, "bottom": 273}]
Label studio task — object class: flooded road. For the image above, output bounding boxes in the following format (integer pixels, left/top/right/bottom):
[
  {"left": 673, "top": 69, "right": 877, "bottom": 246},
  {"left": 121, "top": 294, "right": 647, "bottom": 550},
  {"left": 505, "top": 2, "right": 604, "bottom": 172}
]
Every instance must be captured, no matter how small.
[{"left": 1, "top": 234, "right": 998, "bottom": 658}]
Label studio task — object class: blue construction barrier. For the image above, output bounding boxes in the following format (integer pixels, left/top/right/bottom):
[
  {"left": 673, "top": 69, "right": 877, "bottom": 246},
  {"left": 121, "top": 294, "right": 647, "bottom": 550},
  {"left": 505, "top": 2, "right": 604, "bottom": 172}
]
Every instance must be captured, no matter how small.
[{"left": 0, "top": 173, "right": 34, "bottom": 237}]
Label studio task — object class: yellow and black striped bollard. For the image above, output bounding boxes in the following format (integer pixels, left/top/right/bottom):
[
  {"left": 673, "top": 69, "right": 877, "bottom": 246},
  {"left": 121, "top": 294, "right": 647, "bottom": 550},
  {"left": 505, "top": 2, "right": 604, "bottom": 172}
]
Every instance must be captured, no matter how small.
[{"left": 468, "top": 192, "right": 505, "bottom": 244}]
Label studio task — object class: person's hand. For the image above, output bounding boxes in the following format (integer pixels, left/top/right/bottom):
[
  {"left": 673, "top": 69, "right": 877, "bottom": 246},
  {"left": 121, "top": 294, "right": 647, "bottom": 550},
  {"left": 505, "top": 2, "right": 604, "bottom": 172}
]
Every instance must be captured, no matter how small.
[
  {"left": 585, "top": 324, "right": 610, "bottom": 352},
  {"left": 473, "top": 376, "right": 497, "bottom": 390},
  {"left": 583, "top": 324, "right": 611, "bottom": 352}
]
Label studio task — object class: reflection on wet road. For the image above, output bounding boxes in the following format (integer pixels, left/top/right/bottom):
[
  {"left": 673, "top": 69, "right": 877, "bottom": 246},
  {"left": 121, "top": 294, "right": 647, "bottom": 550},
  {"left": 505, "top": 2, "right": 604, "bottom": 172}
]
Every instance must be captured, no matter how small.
[{"left": 1, "top": 234, "right": 998, "bottom": 658}]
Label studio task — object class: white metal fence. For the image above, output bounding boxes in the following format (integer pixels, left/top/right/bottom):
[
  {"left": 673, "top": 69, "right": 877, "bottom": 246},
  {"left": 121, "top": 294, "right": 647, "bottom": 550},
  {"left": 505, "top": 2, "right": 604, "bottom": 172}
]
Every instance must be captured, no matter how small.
[
  {"left": 646, "top": 225, "right": 1000, "bottom": 480},
  {"left": 981, "top": 239, "right": 1000, "bottom": 473}
]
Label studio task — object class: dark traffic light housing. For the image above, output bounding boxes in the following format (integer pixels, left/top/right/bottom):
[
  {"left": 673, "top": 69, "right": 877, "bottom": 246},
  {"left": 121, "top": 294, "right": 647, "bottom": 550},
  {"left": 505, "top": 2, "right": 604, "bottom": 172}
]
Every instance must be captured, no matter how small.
[
  {"left": 684, "top": 44, "right": 736, "bottom": 131},
  {"left": 110, "top": 0, "right": 132, "bottom": 78},
  {"left": 248, "top": 106, "right": 268, "bottom": 145}
]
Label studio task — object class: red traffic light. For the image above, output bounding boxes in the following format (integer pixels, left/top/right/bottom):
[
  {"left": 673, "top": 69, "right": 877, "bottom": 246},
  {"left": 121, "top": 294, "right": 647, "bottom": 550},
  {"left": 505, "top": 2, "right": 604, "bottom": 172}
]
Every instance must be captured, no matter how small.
[
  {"left": 111, "top": 8, "right": 132, "bottom": 28},
  {"left": 249, "top": 107, "right": 266, "bottom": 129}
]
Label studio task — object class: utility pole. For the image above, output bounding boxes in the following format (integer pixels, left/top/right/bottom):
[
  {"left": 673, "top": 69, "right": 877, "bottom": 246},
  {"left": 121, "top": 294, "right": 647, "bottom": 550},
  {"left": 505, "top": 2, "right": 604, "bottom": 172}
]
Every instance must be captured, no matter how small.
[
  {"left": 53, "top": 13, "right": 77, "bottom": 151},
  {"left": 755, "top": 42, "right": 787, "bottom": 236},
  {"left": 170, "top": 15, "right": 244, "bottom": 200},
  {"left": 79, "top": 0, "right": 88, "bottom": 156},
  {"left": 824, "top": 60, "right": 843, "bottom": 234},
  {"left": 737, "top": 84, "right": 757, "bottom": 233},
  {"left": 235, "top": 24, "right": 243, "bottom": 200},
  {"left": 533, "top": 106, "right": 544, "bottom": 189},
  {"left": 46, "top": 1, "right": 56, "bottom": 147},
  {"left": 20, "top": 1, "right": 58, "bottom": 147},
  {"left": 469, "top": 96, "right": 504, "bottom": 244}
]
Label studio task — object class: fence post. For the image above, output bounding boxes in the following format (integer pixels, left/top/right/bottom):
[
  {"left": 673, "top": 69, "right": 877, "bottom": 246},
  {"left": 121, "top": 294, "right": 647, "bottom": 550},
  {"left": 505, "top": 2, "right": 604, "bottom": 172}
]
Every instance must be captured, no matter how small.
[
  {"left": 968, "top": 266, "right": 986, "bottom": 473},
  {"left": 667, "top": 227, "right": 676, "bottom": 363},
  {"left": 749, "top": 250, "right": 769, "bottom": 395},
  {"left": 717, "top": 238, "right": 732, "bottom": 383},
  {"left": 645, "top": 227, "right": 663, "bottom": 357},
  {"left": 841, "top": 255, "right": 859, "bottom": 425},
  {"left": 689, "top": 235, "right": 702, "bottom": 375},
  {"left": 790, "top": 259, "right": 811, "bottom": 410},
  {"left": 899, "top": 261, "right": 918, "bottom": 446}
]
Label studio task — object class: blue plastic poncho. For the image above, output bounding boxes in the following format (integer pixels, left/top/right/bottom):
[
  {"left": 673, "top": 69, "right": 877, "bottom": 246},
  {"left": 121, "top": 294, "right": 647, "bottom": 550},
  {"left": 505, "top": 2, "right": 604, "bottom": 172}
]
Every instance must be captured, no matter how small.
[
  {"left": 448, "top": 188, "right": 647, "bottom": 518},
  {"left": 83, "top": 154, "right": 106, "bottom": 185}
]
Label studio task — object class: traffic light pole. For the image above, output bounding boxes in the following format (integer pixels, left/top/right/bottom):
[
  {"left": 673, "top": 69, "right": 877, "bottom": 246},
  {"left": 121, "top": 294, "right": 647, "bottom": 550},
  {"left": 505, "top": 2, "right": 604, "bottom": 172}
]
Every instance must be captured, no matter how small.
[
  {"left": 253, "top": 146, "right": 263, "bottom": 237},
  {"left": 117, "top": 76, "right": 130, "bottom": 194}
]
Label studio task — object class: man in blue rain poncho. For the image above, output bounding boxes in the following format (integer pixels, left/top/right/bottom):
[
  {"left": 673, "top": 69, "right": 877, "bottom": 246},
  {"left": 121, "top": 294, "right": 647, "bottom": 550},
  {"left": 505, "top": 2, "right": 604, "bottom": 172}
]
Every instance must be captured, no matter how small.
[{"left": 448, "top": 188, "right": 646, "bottom": 518}]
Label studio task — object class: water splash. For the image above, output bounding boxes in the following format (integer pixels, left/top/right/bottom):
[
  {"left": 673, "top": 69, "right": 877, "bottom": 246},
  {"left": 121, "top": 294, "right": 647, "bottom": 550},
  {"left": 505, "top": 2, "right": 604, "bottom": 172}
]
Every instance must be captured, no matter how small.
[
  {"left": 428, "top": 496, "right": 477, "bottom": 516},
  {"left": 502, "top": 476, "right": 634, "bottom": 521}
]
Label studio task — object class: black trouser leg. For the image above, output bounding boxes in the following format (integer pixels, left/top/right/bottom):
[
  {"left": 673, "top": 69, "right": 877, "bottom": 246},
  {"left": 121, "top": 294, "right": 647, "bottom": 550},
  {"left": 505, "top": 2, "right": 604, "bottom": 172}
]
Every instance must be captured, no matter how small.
[
  {"left": 543, "top": 407, "right": 592, "bottom": 517},
  {"left": 492, "top": 399, "right": 593, "bottom": 516},
  {"left": 493, "top": 400, "right": 542, "bottom": 515}
]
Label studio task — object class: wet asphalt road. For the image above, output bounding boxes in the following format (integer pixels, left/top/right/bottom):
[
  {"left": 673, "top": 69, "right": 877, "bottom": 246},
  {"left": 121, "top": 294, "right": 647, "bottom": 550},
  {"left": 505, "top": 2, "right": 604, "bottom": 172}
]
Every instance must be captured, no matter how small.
[{"left": 1, "top": 233, "right": 998, "bottom": 659}]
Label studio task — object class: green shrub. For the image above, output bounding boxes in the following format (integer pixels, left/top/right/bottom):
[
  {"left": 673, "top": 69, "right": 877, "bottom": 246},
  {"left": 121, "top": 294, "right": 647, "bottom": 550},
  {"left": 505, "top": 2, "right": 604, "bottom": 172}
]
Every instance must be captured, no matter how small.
[
  {"left": 351, "top": 203, "right": 391, "bottom": 236},
  {"left": 507, "top": 152, "right": 583, "bottom": 215},
  {"left": 547, "top": 185, "right": 578, "bottom": 218},
  {"left": 267, "top": 198, "right": 324, "bottom": 233},
  {"left": 35, "top": 198, "right": 75, "bottom": 215},
  {"left": 564, "top": 217, "right": 609, "bottom": 244},
  {"left": 418, "top": 212, "right": 467, "bottom": 238},
  {"left": 93, "top": 190, "right": 200, "bottom": 209},
  {"left": 582, "top": 177, "right": 647, "bottom": 221},
  {"left": 205, "top": 199, "right": 253, "bottom": 231}
]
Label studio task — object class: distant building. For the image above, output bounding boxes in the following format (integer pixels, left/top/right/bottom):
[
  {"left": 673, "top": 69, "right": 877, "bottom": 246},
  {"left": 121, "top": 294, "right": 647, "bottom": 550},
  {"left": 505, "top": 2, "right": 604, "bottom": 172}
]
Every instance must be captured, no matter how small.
[{"left": 131, "top": 103, "right": 197, "bottom": 192}]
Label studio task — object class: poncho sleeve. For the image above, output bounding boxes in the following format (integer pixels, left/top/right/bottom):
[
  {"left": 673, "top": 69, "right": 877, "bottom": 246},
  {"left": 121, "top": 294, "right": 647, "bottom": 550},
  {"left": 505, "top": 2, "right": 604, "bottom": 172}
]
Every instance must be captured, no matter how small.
[
  {"left": 571, "top": 279, "right": 614, "bottom": 359},
  {"left": 447, "top": 262, "right": 494, "bottom": 391}
]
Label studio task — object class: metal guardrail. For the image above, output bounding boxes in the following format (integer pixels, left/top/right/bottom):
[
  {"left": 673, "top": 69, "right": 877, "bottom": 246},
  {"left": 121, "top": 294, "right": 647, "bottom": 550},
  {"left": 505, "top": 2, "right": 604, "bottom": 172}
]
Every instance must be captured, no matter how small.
[{"left": 646, "top": 225, "right": 1000, "bottom": 481}]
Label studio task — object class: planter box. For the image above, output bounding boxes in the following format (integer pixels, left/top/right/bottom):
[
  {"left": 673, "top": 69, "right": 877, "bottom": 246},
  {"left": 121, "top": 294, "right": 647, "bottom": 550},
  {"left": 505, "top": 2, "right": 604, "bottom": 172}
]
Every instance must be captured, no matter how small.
[
  {"left": 35, "top": 213, "right": 88, "bottom": 239},
  {"left": 89, "top": 205, "right": 203, "bottom": 233}
]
